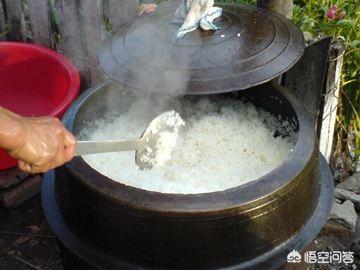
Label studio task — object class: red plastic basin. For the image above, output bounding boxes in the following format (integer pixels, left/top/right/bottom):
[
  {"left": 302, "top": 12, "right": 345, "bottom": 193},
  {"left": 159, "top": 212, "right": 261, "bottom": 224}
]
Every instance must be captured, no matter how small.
[{"left": 0, "top": 42, "right": 80, "bottom": 170}]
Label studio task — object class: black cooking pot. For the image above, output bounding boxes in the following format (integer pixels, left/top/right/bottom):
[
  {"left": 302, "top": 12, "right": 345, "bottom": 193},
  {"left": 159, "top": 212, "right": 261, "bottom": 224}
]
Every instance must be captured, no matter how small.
[{"left": 42, "top": 79, "right": 332, "bottom": 269}]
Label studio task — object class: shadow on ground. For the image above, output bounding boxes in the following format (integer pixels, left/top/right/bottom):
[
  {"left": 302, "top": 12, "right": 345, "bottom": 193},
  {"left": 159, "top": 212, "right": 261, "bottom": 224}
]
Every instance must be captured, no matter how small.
[{"left": 0, "top": 195, "right": 62, "bottom": 270}]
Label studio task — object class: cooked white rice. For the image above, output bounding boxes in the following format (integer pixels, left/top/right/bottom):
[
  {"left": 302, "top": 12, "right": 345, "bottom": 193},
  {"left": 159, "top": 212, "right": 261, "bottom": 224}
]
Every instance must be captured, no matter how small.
[{"left": 80, "top": 97, "right": 296, "bottom": 194}]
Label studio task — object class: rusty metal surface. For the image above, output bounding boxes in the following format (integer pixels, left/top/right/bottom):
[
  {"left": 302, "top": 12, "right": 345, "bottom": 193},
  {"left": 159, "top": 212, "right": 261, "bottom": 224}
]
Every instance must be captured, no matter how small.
[
  {"left": 283, "top": 37, "right": 332, "bottom": 123},
  {"left": 99, "top": 2, "right": 305, "bottom": 94}
]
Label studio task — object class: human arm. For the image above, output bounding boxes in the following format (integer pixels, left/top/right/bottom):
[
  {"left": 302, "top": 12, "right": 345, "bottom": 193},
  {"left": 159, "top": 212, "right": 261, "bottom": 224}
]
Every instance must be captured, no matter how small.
[{"left": 0, "top": 107, "right": 76, "bottom": 173}]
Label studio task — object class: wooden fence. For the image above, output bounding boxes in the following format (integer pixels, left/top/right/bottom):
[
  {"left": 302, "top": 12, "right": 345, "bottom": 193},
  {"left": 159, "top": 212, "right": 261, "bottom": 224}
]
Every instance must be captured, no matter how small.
[{"left": 0, "top": 0, "right": 139, "bottom": 88}]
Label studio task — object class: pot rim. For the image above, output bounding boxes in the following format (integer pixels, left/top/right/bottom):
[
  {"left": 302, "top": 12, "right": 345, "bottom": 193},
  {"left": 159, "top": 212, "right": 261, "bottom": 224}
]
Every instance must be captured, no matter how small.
[{"left": 61, "top": 80, "right": 316, "bottom": 213}]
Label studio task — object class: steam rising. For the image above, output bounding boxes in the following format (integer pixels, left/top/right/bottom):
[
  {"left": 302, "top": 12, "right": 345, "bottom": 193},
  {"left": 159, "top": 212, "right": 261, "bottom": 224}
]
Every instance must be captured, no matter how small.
[{"left": 116, "top": 0, "right": 207, "bottom": 96}]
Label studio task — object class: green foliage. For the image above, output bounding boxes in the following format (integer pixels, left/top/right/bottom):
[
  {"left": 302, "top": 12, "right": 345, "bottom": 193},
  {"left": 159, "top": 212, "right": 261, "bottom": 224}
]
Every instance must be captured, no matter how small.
[{"left": 292, "top": 0, "right": 359, "bottom": 166}]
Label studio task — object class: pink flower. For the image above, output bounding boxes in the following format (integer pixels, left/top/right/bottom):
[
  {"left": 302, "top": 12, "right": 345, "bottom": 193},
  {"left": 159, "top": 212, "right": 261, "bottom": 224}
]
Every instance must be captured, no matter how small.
[
  {"left": 326, "top": 5, "right": 346, "bottom": 20},
  {"left": 327, "top": 9, "right": 336, "bottom": 19}
]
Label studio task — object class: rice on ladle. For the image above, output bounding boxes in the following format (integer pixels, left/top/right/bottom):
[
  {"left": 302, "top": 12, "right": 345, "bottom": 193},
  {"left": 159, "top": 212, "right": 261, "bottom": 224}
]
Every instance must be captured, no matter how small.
[
  {"left": 137, "top": 110, "right": 185, "bottom": 170},
  {"left": 80, "top": 97, "right": 296, "bottom": 194}
]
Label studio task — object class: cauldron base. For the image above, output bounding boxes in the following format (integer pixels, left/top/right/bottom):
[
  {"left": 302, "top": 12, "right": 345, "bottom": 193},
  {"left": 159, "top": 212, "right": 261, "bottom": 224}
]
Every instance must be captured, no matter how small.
[{"left": 42, "top": 153, "right": 333, "bottom": 270}]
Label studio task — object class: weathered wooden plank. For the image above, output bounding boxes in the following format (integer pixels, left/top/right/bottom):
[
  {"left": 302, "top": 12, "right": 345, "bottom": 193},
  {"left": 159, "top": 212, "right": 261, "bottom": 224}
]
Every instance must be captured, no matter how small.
[
  {"left": 0, "top": 0, "right": 7, "bottom": 40},
  {"left": 319, "top": 42, "right": 345, "bottom": 162},
  {"left": 0, "top": 174, "right": 42, "bottom": 209},
  {"left": 257, "top": 0, "right": 293, "bottom": 18},
  {"left": 28, "top": 0, "right": 53, "bottom": 48},
  {"left": 55, "top": 0, "right": 87, "bottom": 87},
  {"left": 0, "top": 167, "right": 29, "bottom": 190},
  {"left": 80, "top": 0, "right": 106, "bottom": 84},
  {"left": 4, "top": 0, "right": 25, "bottom": 41},
  {"left": 103, "top": 0, "right": 137, "bottom": 32}
]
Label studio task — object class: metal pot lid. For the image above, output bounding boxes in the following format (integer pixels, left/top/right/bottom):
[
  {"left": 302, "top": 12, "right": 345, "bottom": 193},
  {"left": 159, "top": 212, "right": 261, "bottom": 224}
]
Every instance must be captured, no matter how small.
[{"left": 99, "top": 2, "right": 305, "bottom": 94}]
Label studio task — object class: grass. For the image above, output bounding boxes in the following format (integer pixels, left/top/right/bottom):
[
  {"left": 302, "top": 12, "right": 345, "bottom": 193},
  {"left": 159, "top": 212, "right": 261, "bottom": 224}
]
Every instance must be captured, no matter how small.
[{"left": 291, "top": 0, "right": 360, "bottom": 171}]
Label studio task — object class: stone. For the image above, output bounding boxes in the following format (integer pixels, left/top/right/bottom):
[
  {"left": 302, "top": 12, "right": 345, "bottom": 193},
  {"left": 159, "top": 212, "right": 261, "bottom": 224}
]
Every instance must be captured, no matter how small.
[
  {"left": 303, "top": 31, "right": 313, "bottom": 44},
  {"left": 328, "top": 200, "right": 358, "bottom": 231},
  {"left": 334, "top": 198, "right": 342, "bottom": 204},
  {"left": 322, "top": 223, "right": 354, "bottom": 243},
  {"left": 337, "top": 173, "right": 360, "bottom": 194},
  {"left": 351, "top": 216, "right": 360, "bottom": 246},
  {"left": 334, "top": 188, "right": 360, "bottom": 211}
]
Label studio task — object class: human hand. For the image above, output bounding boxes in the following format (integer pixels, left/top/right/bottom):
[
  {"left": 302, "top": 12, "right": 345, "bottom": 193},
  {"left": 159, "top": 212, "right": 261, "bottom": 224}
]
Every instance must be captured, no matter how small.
[
  {"left": 137, "top": 3, "right": 157, "bottom": 16},
  {"left": 1, "top": 111, "right": 76, "bottom": 173}
]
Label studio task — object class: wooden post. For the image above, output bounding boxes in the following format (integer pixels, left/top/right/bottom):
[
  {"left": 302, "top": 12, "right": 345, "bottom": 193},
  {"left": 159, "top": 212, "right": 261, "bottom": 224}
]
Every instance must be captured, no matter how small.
[
  {"left": 0, "top": 0, "right": 6, "bottom": 40},
  {"left": 4, "top": 0, "right": 25, "bottom": 41},
  {"left": 56, "top": 0, "right": 106, "bottom": 88},
  {"left": 80, "top": 0, "right": 106, "bottom": 84},
  {"left": 256, "top": 0, "right": 293, "bottom": 19},
  {"left": 103, "top": 0, "right": 137, "bottom": 32},
  {"left": 28, "top": 0, "right": 53, "bottom": 48},
  {"left": 55, "top": 0, "right": 88, "bottom": 87},
  {"left": 319, "top": 42, "right": 345, "bottom": 162}
]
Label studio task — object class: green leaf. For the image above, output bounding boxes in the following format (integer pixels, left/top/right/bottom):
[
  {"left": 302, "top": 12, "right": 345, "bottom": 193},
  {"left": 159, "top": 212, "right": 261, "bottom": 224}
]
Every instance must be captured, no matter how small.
[
  {"left": 346, "top": 40, "right": 360, "bottom": 48},
  {"left": 336, "top": 19, "right": 356, "bottom": 26}
]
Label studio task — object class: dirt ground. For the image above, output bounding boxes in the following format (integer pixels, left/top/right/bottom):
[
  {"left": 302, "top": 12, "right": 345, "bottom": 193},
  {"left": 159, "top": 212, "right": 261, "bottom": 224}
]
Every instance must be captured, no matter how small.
[{"left": 0, "top": 195, "right": 62, "bottom": 270}]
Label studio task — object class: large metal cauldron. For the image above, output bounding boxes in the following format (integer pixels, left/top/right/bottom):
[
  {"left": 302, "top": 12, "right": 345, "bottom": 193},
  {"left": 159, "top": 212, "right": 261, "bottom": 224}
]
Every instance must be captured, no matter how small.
[{"left": 42, "top": 79, "right": 333, "bottom": 269}]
